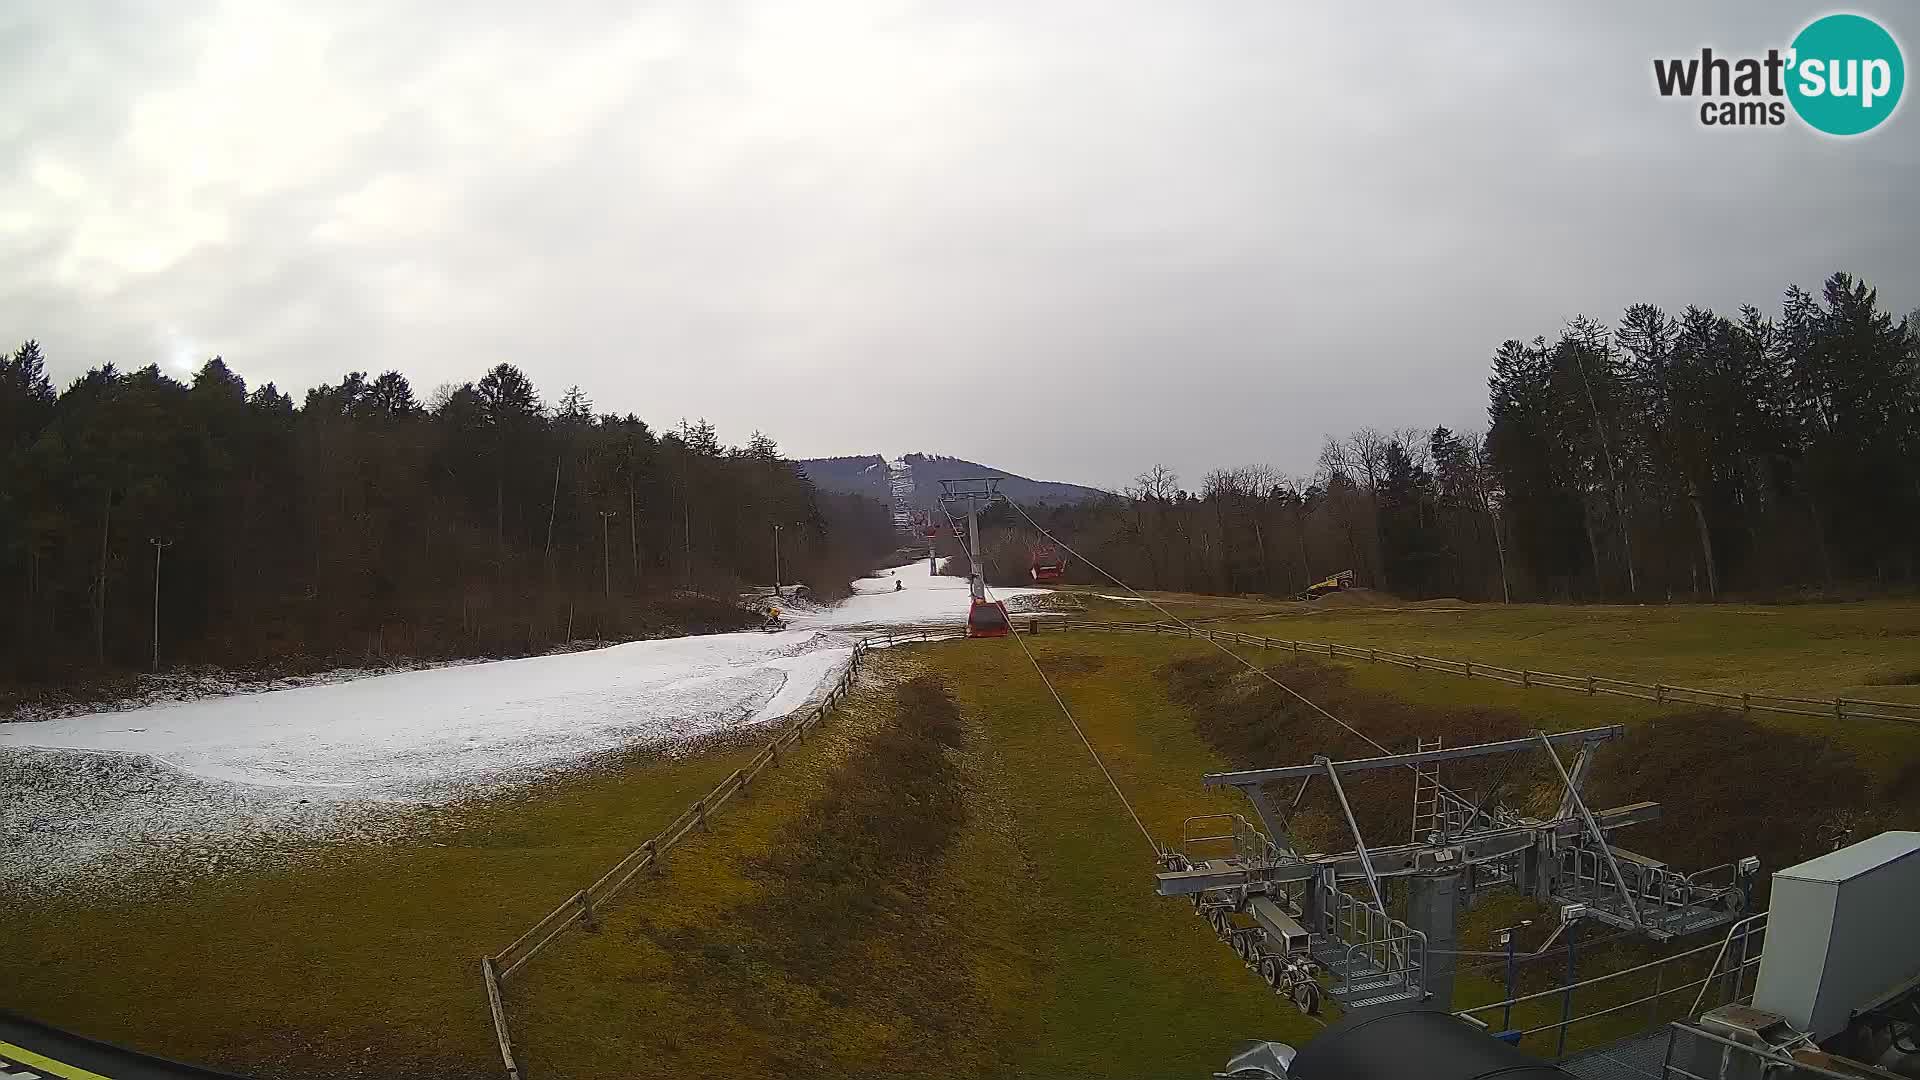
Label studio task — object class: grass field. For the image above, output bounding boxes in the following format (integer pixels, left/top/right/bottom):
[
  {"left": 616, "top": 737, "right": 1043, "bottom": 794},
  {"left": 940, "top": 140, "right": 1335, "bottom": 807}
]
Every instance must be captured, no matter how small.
[
  {"left": 7, "top": 596, "right": 1920, "bottom": 1078},
  {"left": 3, "top": 738, "right": 768, "bottom": 1078}
]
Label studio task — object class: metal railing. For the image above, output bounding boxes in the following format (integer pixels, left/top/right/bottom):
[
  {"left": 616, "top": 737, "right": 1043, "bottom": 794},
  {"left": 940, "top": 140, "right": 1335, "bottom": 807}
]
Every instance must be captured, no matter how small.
[
  {"left": 1317, "top": 877, "right": 1426, "bottom": 1001},
  {"left": 1556, "top": 843, "right": 1744, "bottom": 935},
  {"left": 1456, "top": 914, "right": 1768, "bottom": 1058},
  {"left": 1026, "top": 620, "right": 1920, "bottom": 729}
]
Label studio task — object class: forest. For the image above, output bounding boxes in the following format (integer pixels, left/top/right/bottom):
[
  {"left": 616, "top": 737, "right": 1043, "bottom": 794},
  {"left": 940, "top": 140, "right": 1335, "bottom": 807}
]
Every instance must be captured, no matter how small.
[
  {"left": 5, "top": 271, "right": 1915, "bottom": 690},
  {"left": 970, "top": 273, "right": 1919, "bottom": 603},
  {"left": 0, "top": 355, "right": 896, "bottom": 691}
]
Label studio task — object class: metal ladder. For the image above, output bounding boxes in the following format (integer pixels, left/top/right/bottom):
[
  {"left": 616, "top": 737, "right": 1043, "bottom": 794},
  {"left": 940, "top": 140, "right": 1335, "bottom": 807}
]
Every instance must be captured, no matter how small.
[{"left": 1410, "top": 736, "right": 1444, "bottom": 842}]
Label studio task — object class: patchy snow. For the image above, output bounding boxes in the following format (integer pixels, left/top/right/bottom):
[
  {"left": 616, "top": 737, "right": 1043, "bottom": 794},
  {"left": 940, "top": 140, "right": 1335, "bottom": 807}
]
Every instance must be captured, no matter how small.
[
  {"left": 787, "top": 557, "right": 1047, "bottom": 629},
  {"left": 1, "top": 631, "right": 854, "bottom": 794},
  {"left": 1095, "top": 594, "right": 1148, "bottom": 603},
  {"left": 3, "top": 559, "right": 1053, "bottom": 896},
  {"left": 1, "top": 630, "right": 858, "bottom": 896}
]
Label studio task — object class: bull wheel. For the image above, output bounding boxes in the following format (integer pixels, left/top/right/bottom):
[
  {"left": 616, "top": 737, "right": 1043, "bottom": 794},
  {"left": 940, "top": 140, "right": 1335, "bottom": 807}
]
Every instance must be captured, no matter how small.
[
  {"left": 1292, "top": 979, "right": 1322, "bottom": 1016},
  {"left": 1234, "top": 931, "right": 1258, "bottom": 962},
  {"left": 1209, "top": 909, "right": 1232, "bottom": 938}
]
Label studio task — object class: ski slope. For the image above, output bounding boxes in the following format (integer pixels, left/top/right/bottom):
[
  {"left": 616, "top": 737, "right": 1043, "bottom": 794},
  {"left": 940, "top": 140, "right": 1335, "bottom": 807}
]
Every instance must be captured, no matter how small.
[
  {"left": 788, "top": 556, "right": 1047, "bottom": 629},
  {"left": 0, "top": 560, "right": 1048, "bottom": 893}
]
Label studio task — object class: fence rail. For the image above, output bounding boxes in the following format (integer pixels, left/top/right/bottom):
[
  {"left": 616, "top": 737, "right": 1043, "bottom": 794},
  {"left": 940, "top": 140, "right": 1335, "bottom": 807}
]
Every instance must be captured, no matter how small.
[
  {"left": 1033, "top": 620, "right": 1920, "bottom": 729},
  {"left": 479, "top": 624, "right": 982, "bottom": 1078}
]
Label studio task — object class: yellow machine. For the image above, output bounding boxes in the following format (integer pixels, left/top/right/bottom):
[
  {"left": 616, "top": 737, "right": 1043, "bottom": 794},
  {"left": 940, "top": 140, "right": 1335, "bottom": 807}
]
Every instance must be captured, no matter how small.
[{"left": 1301, "top": 569, "right": 1355, "bottom": 600}]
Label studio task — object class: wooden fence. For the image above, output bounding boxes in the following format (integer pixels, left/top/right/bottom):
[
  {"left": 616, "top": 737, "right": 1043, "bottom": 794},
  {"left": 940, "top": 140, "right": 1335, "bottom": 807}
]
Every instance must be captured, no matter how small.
[
  {"left": 481, "top": 626, "right": 977, "bottom": 1078},
  {"left": 1041, "top": 620, "right": 1920, "bottom": 728},
  {"left": 476, "top": 617, "right": 1916, "bottom": 1077}
]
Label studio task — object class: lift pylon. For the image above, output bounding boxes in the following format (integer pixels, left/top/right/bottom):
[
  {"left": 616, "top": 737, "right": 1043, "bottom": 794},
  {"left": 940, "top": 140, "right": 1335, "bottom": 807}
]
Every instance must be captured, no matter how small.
[
  {"left": 940, "top": 478, "right": 1010, "bottom": 638},
  {"left": 1160, "top": 726, "right": 1761, "bottom": 1015}
]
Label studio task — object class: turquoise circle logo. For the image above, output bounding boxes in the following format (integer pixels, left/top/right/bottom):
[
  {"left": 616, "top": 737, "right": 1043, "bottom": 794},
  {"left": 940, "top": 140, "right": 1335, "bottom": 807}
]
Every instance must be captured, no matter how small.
[{"left": 1787, "top": 14, "right": 1904, "bottom": 135}]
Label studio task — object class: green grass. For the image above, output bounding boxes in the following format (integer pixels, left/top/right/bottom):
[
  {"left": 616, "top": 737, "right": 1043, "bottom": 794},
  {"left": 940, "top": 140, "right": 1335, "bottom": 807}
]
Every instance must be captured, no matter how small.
[
  {"left": 509, "top": 637, "right": 1311, "bottom": 1079},
  {"left": 2, "top": 739, "right": 765, "bottom": 1078},
  {"left": 1215, "top": 597, "right": 1920, "bottom": 700},
  {"left": 10, "top": 596, "right": 1920, "bottom": 1078}
]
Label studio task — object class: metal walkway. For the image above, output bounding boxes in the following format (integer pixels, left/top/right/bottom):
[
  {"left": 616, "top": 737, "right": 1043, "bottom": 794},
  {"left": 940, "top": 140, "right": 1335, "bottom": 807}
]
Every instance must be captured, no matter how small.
[{"left": 1558, "top": 1029, "right": 1674, "bottom": 1080}]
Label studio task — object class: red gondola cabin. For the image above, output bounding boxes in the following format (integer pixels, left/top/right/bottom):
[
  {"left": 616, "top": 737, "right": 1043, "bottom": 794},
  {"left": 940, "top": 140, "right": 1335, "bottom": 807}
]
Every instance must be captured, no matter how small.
[{"left": 966, "top": 599, "right": 1011, "bottom": 638}]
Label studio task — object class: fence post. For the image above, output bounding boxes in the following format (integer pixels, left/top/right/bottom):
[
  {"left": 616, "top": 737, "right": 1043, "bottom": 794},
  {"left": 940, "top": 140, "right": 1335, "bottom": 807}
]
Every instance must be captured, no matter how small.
[
  {"left": 1521, "top": 670, "right": 1531, "bottom": 689},
  {"left": 577, "top": 889, "right": 600, "bottom": 932},
  {"left": 644, "top": 839, "right": 659, "bottom": 874},
  {"left": 1413, "top": 655, "right": 1422, "bottom": 673},
  {"left": 736, "top": 766, "right": 750, "bottom": 794},
  {"left": 1292, "top": 639, "right": 1300, "bottom": 656},
  {"left": 694, "top": 799, "right": 708, "bottom": 832},
  {"left": 1370, "top": 647, "right": 1378, "bottom": 662},
  {"left": 1742, "top": 692, "right": 1751, "bottom": 716},
  {"left": 1834, "top": 697, "right": 1844, "bottom": 721},
  {"left": 482, "top": 956, "right": 521, "bottom": 1080},
  {"left": 1655, "top": 683, "right": 1664, "bottom": 704}
]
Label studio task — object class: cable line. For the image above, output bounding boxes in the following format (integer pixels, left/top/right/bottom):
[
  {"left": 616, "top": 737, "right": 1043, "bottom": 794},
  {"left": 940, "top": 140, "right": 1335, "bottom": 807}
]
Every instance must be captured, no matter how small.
[
  {"left": 942, "top": 505, "right": 1160, "bottom": 856},
  {"left": 1005, "top": 500, "right": 1488, "bottom": 808}
]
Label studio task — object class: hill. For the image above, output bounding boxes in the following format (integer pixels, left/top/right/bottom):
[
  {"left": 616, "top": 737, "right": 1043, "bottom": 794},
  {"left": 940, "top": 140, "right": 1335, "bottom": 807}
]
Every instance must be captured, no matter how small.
[{"left": 797, "top": 452, "right": 1110, "bottom": 507}]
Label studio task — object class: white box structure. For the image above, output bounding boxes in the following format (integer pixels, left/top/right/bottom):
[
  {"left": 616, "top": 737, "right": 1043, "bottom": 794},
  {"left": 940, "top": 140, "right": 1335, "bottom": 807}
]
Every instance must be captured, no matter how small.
[{"left": 1752, "top": 831, "right": 1920, "bottom": 1040}]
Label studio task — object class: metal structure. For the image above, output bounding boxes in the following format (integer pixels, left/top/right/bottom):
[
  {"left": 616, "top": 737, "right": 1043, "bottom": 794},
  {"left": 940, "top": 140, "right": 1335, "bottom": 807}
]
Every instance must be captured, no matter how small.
[
  {"left": 1159, "top": 727, "right": 1760, "bottom": 1014},
  {"left": 939, "top": 478, "right": 1011, "bottom": 638}
]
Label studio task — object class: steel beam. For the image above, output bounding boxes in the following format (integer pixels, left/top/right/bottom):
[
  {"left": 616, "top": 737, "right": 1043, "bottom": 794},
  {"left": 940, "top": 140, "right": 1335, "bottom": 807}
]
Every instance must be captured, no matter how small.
[
  {"left": 1536, "top": 731, "right": 1642, "bottom": 927},
  {"left": 1153, "top": 802, "right": 1661, "bottom": 897},
  {"left": 1202, "top": 726, "right": 1626, "bottom": 788}
]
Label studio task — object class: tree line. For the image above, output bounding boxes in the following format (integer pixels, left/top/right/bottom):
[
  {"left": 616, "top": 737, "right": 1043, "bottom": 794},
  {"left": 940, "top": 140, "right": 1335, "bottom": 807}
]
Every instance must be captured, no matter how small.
[
  {"left": 970, "top": 273, "right": 1918, "bottom": 602},
  {"left": 0, "top": 353, "right": 895, "bottom": 688}
]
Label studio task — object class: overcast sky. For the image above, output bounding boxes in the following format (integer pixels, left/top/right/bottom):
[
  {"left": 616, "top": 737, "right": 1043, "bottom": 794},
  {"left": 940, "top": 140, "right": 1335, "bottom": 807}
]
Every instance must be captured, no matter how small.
[{"left": 6, "top": 2, "right": 1916, "bottom": 490}]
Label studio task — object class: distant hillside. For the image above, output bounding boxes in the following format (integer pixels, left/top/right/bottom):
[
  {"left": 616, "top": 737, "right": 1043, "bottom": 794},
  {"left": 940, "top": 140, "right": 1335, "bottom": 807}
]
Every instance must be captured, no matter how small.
[{"left": 796, "top": 453, "right": 1109, "bottom": 507}]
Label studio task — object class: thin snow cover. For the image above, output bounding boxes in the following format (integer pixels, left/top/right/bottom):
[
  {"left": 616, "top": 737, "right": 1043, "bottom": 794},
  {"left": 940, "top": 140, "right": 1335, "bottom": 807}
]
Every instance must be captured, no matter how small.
[
  {"left": 1095, "top": 594, "right": 1149, "bottom": 603},
  {"left": 1, "top": 629, "right": 858, "bottom": 895},
  {"left": 4, "top": 560, "right": 1054, "bottom": 895},
  {"left": 786, "top": 557, "right": 1047, "bottom": 629}
]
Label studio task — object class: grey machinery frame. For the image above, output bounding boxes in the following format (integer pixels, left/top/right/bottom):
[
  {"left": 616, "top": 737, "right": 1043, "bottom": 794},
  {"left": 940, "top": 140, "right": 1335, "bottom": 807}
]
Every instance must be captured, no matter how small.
[{"left": 1158, "top": 726, "right": 1760, "bottom": 1013}]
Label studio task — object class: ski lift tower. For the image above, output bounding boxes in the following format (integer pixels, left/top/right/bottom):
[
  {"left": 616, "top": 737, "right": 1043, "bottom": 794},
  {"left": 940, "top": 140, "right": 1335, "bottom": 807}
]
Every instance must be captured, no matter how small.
[{"left": 940, "top": 478, "right": 1011, "bottom": 638}]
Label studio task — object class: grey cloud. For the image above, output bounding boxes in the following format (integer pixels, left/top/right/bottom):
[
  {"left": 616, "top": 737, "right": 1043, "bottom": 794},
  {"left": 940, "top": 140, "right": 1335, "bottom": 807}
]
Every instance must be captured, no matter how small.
[{"left": 6, "top": 1, "right": 1916, "bottom": 490}]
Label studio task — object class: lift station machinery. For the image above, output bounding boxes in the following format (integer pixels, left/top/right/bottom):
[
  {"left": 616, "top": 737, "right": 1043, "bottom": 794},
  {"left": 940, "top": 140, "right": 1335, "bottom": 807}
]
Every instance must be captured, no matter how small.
[{"left": 1158, "top": 726, "right": 1761, "bottom": 1016}]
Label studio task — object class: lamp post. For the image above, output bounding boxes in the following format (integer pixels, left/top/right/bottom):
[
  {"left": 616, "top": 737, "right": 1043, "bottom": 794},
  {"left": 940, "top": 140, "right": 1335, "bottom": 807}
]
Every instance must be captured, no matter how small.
[
  {"left": 148, "top": 537, "right": 172, "bottom": 674},
  {"left": 772, "top": 523, "right": 784, "bottom": 599}
]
